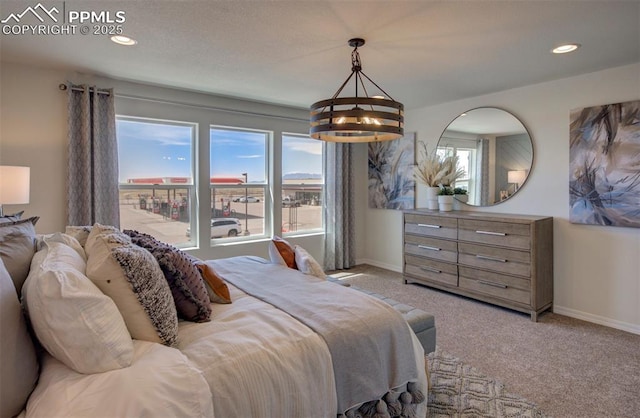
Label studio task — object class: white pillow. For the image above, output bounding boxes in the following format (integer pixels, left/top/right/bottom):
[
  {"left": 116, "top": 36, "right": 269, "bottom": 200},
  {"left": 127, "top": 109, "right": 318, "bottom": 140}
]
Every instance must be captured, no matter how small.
[
  {"left": 85, "top": 224, "right": 178, "bottom": 347},
  {"left": 38, "top": 232, "right": 86, "bottom": 260},
  {"left": 25, "top": 341, "right": 214, "bottom": 418},
  {"left": 22, "top": 240, "right": 134, "bottom": 374},
  {"left": 294, "top": 245, "right": 327, "bottom": 280}
]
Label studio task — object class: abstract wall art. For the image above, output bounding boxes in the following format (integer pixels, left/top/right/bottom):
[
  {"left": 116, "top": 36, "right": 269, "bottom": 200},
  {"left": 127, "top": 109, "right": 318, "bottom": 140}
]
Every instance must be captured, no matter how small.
[
  {"left": 569, "top": 100, "right": 640, "bottom": 228},
  {"left": 368, "top": 132, "right": 415, "bottom": 210}
]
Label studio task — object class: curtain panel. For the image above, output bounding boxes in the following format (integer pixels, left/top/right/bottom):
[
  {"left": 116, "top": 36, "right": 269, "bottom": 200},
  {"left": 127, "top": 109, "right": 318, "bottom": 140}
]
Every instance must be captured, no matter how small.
[
  {"left": 66, "top": 84, "right": 120, "bottom": 227},
  {"left": 323, "top": 142, "right": 356, "bottom": 270}
]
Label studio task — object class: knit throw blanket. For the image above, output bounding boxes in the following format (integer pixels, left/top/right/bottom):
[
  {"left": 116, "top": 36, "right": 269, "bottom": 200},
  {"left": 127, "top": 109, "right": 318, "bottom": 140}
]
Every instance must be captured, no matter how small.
[{"left": 209, "top": 257, "right": 424, "bottom": 416}]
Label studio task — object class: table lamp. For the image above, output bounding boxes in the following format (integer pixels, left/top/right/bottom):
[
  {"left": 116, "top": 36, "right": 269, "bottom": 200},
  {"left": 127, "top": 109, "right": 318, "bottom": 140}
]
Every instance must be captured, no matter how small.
[
  {"left": 0, "top": 166, "right": 30, "bottom": 217},
  {"left": 507, "top": 170, "right": 527, "bottom": 193}
]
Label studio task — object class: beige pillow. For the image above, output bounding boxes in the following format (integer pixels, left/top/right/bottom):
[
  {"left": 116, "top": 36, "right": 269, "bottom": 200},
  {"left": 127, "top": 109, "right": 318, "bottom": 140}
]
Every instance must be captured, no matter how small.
[
  {"left": 294, "top": 245, "right": 327, "bottom": 280},
  {"left": 23, "top": 241, "right": 134, "bottom": 374},
  {"left": 38, "top": 232, "right": 86, "bottom": 261},
  {"left": 85, "top": 224, "right": 178, "bottom": 346},
  {"left": 65, "top": 225, "right": 93, "bottom": 247},
  {"left": 0, "top": 216, "right": 39, "bottom": 294},
  {"left": 0, "top": 258, "right": 38, "bottom": 418}
]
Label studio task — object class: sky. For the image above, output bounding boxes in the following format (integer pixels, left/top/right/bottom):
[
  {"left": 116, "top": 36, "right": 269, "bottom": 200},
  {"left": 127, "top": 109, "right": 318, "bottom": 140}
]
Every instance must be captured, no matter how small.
[{"left": 116, "top": 119, "right": 323, "bottom": 184}]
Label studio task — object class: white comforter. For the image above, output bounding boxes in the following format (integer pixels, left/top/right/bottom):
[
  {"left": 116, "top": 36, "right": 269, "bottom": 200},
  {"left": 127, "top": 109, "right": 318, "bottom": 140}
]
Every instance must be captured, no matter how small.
[
  {"left": 24, "top": 282, "right": 427, "bottom": 418},
  {"left": 178, "top": 282, "right": 338, "bottom": 417}
]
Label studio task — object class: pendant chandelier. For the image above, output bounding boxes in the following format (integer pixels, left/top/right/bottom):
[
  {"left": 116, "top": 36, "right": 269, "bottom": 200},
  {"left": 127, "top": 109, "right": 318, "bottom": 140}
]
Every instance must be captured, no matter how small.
[{"left": 310, "top": 38, "right": 404, "bottom": 143}]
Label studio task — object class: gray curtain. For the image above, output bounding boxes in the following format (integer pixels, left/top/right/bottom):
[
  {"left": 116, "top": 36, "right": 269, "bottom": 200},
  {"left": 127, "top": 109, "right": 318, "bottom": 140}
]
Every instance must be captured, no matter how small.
[
  {"left": 477, "top": 138, "right": 490, "bottom": 206},
  {"left": 67, "top": 84, "right": 120, "bottom": 227},
  {"left": 324, "top": 142, "right": 356, "bottom": 270}
]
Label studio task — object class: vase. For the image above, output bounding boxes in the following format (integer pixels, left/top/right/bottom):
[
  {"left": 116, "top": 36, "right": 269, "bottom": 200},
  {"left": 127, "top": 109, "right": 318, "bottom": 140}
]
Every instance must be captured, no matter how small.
[
  {"left": 438, "top": 195, "right": 454, "bottom": 212},
  {"left": 426, "top": 187, "right": 439, "bottom": 210},
  {"left": 453, "top": 194, "right": 468, "bottom": 210}
]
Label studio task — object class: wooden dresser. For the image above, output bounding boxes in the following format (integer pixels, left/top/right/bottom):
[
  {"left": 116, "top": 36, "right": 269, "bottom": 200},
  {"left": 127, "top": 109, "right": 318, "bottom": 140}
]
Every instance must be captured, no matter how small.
[{"left": 403, "top": 210, "right": 553, "bottom": 321}]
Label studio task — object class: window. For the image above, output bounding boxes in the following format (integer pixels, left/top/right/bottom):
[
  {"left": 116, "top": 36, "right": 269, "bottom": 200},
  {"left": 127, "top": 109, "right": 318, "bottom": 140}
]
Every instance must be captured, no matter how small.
[
  {"left": 438, "top": 140, "right": 476, "bottom": 203},
  {"left": 116, "top": 117, "right": 196, "bottom": 246},
  {"left": 210, "top": 126, "right": 269, "bottom": 241},
  {"left": 281, "top": 133, "right": 324, "bottom": 234}
]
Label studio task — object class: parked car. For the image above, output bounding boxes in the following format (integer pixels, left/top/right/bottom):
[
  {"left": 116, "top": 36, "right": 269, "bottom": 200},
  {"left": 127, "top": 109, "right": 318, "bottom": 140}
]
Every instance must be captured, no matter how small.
[
  {"left": 282, "top": 196, "right": 301, "bottom": 207},
  {"left": 238, "top": 196, "right": 260, "bottom": 203},
  {"left": 186, "top": 218, "right": 242, "bottom": 238}
]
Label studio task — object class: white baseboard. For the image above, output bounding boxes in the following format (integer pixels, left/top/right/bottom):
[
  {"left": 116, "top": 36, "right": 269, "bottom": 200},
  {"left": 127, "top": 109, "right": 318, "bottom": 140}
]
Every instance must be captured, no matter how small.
[
  {"left": 553, "top": 305, "right": 640, "bottom": 336},
  {"left": 356, "top": 258, "right": 402, "bottom": 273}
]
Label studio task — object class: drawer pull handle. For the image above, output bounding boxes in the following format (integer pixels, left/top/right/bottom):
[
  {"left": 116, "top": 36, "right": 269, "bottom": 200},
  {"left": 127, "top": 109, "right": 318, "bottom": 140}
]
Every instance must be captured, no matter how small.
[
  {"left": 418, "top": 245, "right": 441, "bottom": 251},
  {"left": 478, "top": 280, "right": 508, "bottom": 289},
  {"left": 420, "top": 266, "right": 441, "bottom": 274},
  {"left": 418, "top": 223, "right": 441, "bottom": 229},
  {"left": 476, "top": 254, "right": 508, "bottom": 263},
  {"left": 475, "top": 230, "right": 507, "bottom": 236}
]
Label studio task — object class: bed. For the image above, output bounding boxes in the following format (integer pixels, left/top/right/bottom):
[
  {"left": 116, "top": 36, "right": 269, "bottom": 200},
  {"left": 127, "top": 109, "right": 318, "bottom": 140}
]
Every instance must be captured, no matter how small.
[{"left": 0, "top": 220, "right": 427, "bottom": 418}]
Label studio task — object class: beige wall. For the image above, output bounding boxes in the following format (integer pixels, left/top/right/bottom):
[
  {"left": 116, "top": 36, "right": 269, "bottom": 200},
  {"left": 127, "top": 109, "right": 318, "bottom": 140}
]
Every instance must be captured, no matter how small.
[{"left": 357, "top": 63, "right": 640, "bottom": 334}]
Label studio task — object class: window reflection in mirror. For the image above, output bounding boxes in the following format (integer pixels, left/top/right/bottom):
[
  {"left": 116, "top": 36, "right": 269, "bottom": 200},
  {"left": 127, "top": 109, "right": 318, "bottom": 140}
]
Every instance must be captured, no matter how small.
[{"left": 437, "top": 108, "right": 533, "bottom": 206}]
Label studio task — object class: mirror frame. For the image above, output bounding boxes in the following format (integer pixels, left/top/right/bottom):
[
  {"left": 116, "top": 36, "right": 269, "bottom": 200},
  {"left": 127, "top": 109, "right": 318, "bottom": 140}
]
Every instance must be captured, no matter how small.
[{"left": 437, "top": 107, "right": 534, "bottom": 206}]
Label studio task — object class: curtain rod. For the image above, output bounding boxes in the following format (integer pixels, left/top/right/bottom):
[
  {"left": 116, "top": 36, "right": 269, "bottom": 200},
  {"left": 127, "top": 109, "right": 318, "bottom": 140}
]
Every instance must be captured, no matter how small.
[
  {"left": 59, "top": 83, "right": 111, "bottom": 96},
  {"left": 58, "top": 83, "right": 308, "bottom": 122},
  {"left": 115, "top": 92, "right": 308, "bottom": 123}
]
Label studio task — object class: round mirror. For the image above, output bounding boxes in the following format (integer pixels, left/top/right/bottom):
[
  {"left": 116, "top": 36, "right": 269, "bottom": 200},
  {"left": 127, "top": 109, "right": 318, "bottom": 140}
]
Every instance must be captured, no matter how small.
[{"left": 437, "top": 107, "right": 533, "bottom": 206}]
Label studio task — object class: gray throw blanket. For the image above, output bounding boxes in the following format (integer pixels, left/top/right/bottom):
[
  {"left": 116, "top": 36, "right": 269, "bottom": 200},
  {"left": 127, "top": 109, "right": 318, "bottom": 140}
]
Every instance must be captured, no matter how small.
[{"left": 209, "top": 256, "right": 422, "bottom": 415}]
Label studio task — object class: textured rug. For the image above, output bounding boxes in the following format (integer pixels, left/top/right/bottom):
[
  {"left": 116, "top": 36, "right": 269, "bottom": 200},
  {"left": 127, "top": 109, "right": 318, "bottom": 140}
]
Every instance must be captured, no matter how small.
[{"left": 427, "top": 349, "right": 549, "bottom": 418}]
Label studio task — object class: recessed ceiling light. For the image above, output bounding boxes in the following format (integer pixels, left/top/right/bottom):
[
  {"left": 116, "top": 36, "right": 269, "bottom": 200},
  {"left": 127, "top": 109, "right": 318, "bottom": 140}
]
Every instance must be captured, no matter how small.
[
  {"left": 110, "top": 35, "right": 137, "bottom": 46},
  {"left": 552, "top": 43, "right": 580, "bottom": 54}
]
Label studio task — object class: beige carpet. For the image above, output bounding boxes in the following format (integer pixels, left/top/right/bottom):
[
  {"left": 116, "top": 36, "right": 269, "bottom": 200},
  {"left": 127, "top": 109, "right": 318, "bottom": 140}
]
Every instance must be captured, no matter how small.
[{"left": 332, "top": 265, "right": 640, "bottom": 418}]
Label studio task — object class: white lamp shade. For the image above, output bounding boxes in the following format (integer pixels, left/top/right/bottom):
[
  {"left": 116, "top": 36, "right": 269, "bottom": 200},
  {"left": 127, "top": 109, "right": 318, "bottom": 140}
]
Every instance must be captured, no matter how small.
[
  {"left": 0, "top": 166, "right": 30, "bottom": 205},
  {"left": 507, "top": 170, "right": 527, "bottom": 185}
]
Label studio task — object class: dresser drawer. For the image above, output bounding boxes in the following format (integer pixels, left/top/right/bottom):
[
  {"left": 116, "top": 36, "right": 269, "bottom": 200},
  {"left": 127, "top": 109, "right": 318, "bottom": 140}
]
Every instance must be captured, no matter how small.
[
  {"left": 405, "top": 255, "right": 458, "bottom": 287},
  {"left": 404, "top": 234, "right": 457, "bottom": 263},
  {"left": 458, "top": 219, "right": 530, "bottom": 250},
  {"left": 405, "top": 214, "right": 457, "bottom": 239},
  {"left": 458, "top": 242, "right": 530, "bottom": 277},
  {"left": 459, "top": 271, "right": 531, "bottom": 305}
]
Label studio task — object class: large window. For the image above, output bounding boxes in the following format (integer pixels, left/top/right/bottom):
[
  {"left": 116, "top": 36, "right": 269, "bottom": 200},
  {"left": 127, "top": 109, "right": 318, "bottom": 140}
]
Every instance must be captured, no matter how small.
[
  {"left": 281, "top": 133, "right": 324, "bottom": 234},
  {"left": 116, "top": 117, "right": 196, "bottom": 246},
  {"left": 210, "top": 126, "right": 269, "bottom": 241}
]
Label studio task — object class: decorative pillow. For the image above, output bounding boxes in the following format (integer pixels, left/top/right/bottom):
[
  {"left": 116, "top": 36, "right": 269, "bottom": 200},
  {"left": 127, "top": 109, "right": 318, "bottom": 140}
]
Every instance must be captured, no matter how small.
[
  {"left": 194, "top": 261, "right": 232, "bottom": 304},
  {"left": 0, "top": 210, "right": 24, "bottom": 224},
  {"left": 0, "top": 258, "right": 39, "bottom": 418},
  {"left": 22, "top": 240, "right": 134, "bottom": 374},
  {"left": 0, "top": 216, "right": 39, "bottom": 294},
  {"left": 294, "top": 245, "right": 327, "bottom": 280},
  {"left": 85, "top": 224, "right": 178, "bottom": 347},
  {"left": 268, "top": 235, "right": 297, "bottom": 269},
  {"left": 38, "top": 232, "right": 86, "bottom": 261},
  {"left": 65, "top": 225, "right": 93, "bottom": 247},
  {"left": 123, "top": 230, "right": 212, "bottom": 322}
]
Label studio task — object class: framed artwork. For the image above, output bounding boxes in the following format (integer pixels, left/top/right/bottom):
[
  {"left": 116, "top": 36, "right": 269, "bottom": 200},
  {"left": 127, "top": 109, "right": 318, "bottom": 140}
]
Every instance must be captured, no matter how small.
[
  {"left": 569, "top": 100, "right": 640, "bottom": 227},
  {"left": 368, "top": 132, "right": 415, "bottom": 210}
]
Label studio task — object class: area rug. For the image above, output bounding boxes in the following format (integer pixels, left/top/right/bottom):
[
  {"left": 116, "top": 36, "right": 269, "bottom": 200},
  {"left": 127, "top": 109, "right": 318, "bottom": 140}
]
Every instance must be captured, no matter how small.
[{"left": 427, "top": 349, "right": 549, "bottom": 418}]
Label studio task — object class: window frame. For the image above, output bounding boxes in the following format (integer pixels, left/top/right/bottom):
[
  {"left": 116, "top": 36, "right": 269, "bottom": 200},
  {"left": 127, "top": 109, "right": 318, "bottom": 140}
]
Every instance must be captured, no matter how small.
[
  {"left": 209, "top": 125, "right": 272, "bottom": 243},
  {"left": 116, "top": 115, "right": 198, "bottom": 248},
  {"left": 280, "top": 132, "right": 325, "bottom": 237}
]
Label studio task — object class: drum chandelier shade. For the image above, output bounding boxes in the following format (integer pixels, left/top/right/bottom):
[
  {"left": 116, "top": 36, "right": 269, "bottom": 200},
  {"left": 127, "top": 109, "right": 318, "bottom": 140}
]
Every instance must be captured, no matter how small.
[{"left": 310, "top": 38, "right": 404, "bottom": 143}]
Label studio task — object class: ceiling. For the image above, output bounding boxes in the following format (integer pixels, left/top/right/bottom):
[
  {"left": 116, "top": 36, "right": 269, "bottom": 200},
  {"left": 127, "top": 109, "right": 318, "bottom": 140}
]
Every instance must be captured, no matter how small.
[{"left": 1, "top": 1, "right": 639, "bottom": 110}]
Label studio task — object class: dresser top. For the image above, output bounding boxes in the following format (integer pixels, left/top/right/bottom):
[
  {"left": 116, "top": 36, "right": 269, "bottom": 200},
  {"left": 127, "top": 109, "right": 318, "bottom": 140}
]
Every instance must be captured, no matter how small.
[{"left": 404, "top": 209, "right": 552, "bottom": 224}]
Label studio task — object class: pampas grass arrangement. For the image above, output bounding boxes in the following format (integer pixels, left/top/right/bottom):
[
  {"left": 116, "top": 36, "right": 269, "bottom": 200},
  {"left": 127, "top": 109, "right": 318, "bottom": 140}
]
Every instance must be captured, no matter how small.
[{"left": 414, "top": 142, "right": 466, "bottom": 188}]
